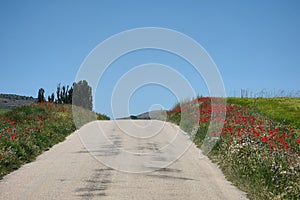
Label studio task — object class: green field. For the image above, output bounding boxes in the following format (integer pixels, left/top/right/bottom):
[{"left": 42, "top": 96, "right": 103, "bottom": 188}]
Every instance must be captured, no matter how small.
[
  {"left": 0, "top": 103, "right": 109, "bottom": 179},
  {"left": 227, "top": 97, "right": 300, "bottom": 131},
  {"left": 0, "top": 108, "right": 10, "bottom": 115}
]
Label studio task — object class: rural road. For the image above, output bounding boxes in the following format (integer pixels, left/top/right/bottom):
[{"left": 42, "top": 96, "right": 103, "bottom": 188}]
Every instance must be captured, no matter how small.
[{"left": 0, "top": 120, "right": 248, "bottom": 200}]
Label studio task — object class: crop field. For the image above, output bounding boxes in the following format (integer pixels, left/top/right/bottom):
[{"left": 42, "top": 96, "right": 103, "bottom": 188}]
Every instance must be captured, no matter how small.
[{"left": 167, "top": 97, "right": 300, "bottom": 200}]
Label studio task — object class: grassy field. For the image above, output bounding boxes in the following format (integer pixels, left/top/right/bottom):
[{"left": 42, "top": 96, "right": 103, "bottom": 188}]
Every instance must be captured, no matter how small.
[
  {"left": 0, "top": 109, "right": 10, "bottom": 115},
  {"left": 167, "top": 97, "right": 300, "bottom": 200},
  {"left": 0, "top": 102, "right": 109, "bottom": 179},
  {"left": 227, "top": 97, "right": 300, "bottom": 131}
]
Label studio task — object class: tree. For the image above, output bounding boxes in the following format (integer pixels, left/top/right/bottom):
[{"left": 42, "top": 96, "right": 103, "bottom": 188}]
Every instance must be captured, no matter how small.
[
  {"left": 48, "top": 93, "right": 55, "bottom": 103},
  {"left": 56, "top": 84, "right": 61, "bottom": 104},
  {"left": 51, "top": 93, "right": 55, "bottom": 102},
  {"left": 65, "top": 85, "right": 69, "bottom": 103},
  {"left": 61, "top": 85, "right": 66, "bottom": 103},
  {"left": 72, "top": 80, "right": 93, "bottom": 110},
  {"left": 67, "top": 85, "right": 73, "bottom": 104},
  {"left": 37, "top": 88, "right": 45, "bottom": 103}
]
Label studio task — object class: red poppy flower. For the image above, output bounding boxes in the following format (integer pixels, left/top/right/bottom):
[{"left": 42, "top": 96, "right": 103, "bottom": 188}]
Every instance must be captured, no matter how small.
[
  {"left": 201, "top": 118, "right": 208, "bottom": 123},
  {"left": 10, "top": 134, "right": 16, "bottom": 140},
  {"left": 262, "top": 136, "right": 268, "bottom": 143}
]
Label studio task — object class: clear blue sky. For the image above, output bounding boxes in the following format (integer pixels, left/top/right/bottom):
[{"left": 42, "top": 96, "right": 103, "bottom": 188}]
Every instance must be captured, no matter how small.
[{"left": 1, "top": 0, "right": 300, "bottom": 118}]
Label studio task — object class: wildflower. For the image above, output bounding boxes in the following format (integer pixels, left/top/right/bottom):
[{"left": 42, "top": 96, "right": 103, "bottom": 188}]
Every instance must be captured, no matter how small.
[
  {"left": 10, "top": 134, "right": 16, "bottom": 140},
  {"left": 262, "top": 136, "right": 268, "bottom": 143},
  {"left": 201, "top": 118, "right": 207, "bottom": 123}
]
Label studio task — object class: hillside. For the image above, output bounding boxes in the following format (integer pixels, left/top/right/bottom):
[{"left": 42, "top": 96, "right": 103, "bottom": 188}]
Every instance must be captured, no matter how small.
[
  {"left": 117, "top": 110, "right": 167, "bottom": 120},
  {"left": 227, "top": 97, "right": 300, "bottom": 131},
  {"left": 167, "top": 97, "right": 300, "bottom": 199},
  {"left": 0, "top": 94, "right": 36, "bottom": 109},
  {"left": 0, "top": 102, "right": 109, "bottom": 179}
]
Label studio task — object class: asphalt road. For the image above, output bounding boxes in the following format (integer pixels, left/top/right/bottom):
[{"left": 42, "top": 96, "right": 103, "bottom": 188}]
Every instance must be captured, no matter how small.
[{"left": 0, "top": 120, "right": 248, "bottom": 200}]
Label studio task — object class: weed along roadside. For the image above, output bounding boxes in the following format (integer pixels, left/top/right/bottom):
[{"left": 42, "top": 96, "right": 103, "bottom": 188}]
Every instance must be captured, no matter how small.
[
  {"left": 0, "top": 102, "right": 109, "bottom": 179},
  {"left": 167, "top": 97, "right": 300, "bottom": 200}
]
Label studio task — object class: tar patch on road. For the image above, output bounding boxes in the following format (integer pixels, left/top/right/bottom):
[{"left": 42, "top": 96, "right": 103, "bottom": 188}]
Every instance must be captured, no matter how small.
[{"left": 75, "top": 168, "right": 113, "bottom": 199}]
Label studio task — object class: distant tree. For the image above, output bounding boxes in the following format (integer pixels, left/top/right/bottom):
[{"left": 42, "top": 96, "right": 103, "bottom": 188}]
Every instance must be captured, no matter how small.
[
  {"left": 48, "top": 93, "right": 55, "bottom": 103},
  {"left": 67, "top": 85, "right": 73, "bottom": 104},
  {"left": 65, "top": 85, "right": 69, "bottom": 103},
  {"left": 37, "top": 88, "right": 46, "bottom": 103},
  {"left": 61, "top": 85, "right": 66, "bottom": 104},
  {"left": 56, "top": 84, "right": 61, "bottom": 104},
  {"left": 72, "top": 80, "right": 93, "bottom": 110},
  {"left": 51, "top": 93, "right": 55, "bottom": 102}
]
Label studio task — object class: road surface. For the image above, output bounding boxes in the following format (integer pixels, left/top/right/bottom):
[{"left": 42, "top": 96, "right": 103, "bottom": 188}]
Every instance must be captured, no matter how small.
[{"left": 0, "top": 120, "right": 248, "bottom": 200}]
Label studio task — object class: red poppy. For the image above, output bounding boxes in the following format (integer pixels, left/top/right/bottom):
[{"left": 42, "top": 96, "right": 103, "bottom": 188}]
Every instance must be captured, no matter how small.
[
  {"left": 201, "top": 118, "right": 208, "bottom": 123},
  {"left": 10, "top": 134, "right": 16, "bottom": 140},
  {"left": 262, "top": 136, "right": 268, "bottom": 143}
]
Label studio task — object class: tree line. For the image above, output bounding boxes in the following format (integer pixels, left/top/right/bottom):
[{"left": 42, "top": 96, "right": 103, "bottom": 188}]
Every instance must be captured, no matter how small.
[{"left": 37, "top": 80, "right": 93, "bottom": 111}]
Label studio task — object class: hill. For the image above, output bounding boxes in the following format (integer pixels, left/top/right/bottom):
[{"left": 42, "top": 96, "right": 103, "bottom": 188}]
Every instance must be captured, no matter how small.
[
  {"left": 0, "top": 94, "right": 36, "bottom": 109},
  {"left": 167, "top": 97, "right": 300, "bottom": 199},
  {"left": 0, "top": 102, "right": 109, "bottom": 179},
  {"left": 117, "top": 110, "right": 167, "bottom": 120},
  {"left": 227, "top": 97, "right": 300, "bottom": 131}
]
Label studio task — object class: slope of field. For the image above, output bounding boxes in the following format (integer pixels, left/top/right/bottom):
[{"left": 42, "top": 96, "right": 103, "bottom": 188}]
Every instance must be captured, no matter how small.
[
  {"left": 0, "top": 109, "right": 10, "bottom": 115},
  {"left": 0, "top": 94, "right": 36, "bottom": 109},
  {"left": 0, "top": 102, "right": 109, "bottom": 179},
  {"left": 227, "top": 97, "right": 300, "bottom": 131},
  {"left": 117, "top": 110, "right": 167, "bottom": 120},
  {"left": 167, "top": 97, "right": 300, "bottom": 200}
]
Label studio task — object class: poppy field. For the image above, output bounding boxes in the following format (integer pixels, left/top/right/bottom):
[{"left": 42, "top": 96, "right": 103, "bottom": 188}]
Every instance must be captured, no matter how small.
[
  {"left": 167, "top": 97, "right": 300, "bottom": 200},
  {"left": 0, "top": 102, "right": 109, "bottom": 179}
]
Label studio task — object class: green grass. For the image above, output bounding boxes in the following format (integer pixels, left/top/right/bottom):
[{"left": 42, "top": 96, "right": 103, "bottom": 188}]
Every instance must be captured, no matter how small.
[
  {"left": 96, "top": 112, "right": 110, "bottom": 120},
  {"left": 224, "top": 98, "right": 300, "bottom": 199},
  {"left": 0, "top": 103, "right": 109, "bottom": 179},
  {"left": 227, "top": 97, "right": 300, "bottom": 131},
  {"left": 0, "top": 109, "right": 10, "bottom": 115},
  {"left": 167, "top": 97, "right": 300, "bottom": 200}
]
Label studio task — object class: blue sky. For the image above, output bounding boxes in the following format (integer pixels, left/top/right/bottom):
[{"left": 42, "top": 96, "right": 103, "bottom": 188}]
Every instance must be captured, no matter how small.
[{"left": 1, "top": 0, "right": 300, "bottom": 118}]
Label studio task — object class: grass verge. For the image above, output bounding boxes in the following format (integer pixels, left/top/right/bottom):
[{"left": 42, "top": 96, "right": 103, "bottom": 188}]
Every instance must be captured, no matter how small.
[
  {"left": 0, "top": 102, "right": 109, "bottom": 179},
  {"left": 0, "top": 109, "right": 10, "bottom": 115},
  {"left": 227, "top": 97, "right": 300, "bottom": 132},
  {"left": 167, "top": 97, "right": 300, "bottom": 200}
]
